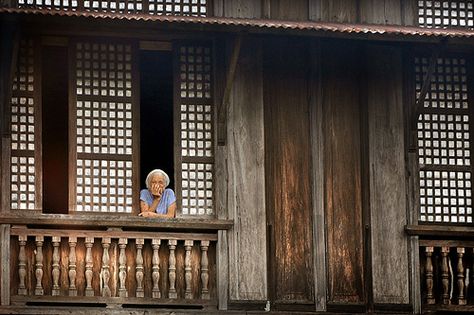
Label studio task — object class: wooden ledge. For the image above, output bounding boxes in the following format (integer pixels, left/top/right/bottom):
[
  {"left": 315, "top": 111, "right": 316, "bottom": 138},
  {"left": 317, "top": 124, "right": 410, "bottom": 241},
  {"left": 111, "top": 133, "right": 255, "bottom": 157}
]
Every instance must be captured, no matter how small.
[
  {"left": 405, "top": 224, "right": 474, "bottom": 238},
  {"left": 0, "top": 212, "right": 233, "bottom": 231}
]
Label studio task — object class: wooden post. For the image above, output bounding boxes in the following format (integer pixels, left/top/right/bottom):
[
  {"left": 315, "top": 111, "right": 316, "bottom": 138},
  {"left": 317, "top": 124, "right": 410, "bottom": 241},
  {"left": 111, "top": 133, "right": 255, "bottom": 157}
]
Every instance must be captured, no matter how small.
[
  {"left": 135, "top": 238, "right": 144, "bottom": 298},
  {"left": 0, "top": 225, "right": 11, "bottom": 305},
  {"left": 184, "top": 240, "right": 193, "bottom": 299},
  {"left": 152, "top": 238, "right": 161, "bottom": 298},
  {"left": 425, "top": 246, "right": 435, "bottom": 304},
  {"left": 17, "top": 234, "right": 27, "bottom": 295},
  {"left": 51, "top": 236, "right": 61, "bottom": 296},
  {"left": 35, "top": 236, "right": 44, "bottom": 296},
  {"left": 118, "top": 238, "right": 128, "bottom": 298},
  {"left": 101, "top": 237, "right": 111, "bottom": 297},
  {"left": 68, "top": 236, "right": 77, "bottom": 296},
  {"left": 168, "top": 239, "right": 177, "bottom": 299},
  {"left": 85, "top": 237, "right": 94, "bottom": 296},
  {"left": 200, "top": 240, "right": 210, "bottom": 300},
  {"left": 457, "top": 247, "right": 466, "bottom": 305},
  {"left": 440, "top": 246, "right": 450, "bottom": 305}
]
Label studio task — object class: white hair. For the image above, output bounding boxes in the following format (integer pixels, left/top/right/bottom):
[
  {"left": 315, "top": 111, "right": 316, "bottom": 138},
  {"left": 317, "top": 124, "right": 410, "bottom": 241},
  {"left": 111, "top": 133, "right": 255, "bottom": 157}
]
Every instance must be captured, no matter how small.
[{"left": 145, "top": 169, "right": 170, "bottom": 188}]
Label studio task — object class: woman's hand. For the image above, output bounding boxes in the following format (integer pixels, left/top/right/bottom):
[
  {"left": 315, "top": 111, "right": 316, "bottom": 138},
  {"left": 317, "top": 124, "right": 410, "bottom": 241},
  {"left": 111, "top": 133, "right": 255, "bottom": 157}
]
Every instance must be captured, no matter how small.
[
  {"left": 138, "top": 211, "right": 158, "bottom": 217},
  {"left": 150, "top": 183, "right": 164, "bottom": 198}
]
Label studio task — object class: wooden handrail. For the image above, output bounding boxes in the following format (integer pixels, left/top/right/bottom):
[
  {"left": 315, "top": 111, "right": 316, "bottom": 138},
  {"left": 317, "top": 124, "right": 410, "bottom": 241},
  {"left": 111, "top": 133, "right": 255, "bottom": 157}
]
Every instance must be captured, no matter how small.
[{"left": 405, "top": 224, "right": 474, "bottom": 238}]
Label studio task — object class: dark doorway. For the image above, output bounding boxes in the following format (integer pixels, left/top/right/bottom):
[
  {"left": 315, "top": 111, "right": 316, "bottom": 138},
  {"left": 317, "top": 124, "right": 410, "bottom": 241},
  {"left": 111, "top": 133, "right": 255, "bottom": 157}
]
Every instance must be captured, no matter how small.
[
  {"left": 42, "top": 45, "right": 69, "bottom": 214},
  {"left": 139, "top": 50, "right": 174, "bottom": 190}
]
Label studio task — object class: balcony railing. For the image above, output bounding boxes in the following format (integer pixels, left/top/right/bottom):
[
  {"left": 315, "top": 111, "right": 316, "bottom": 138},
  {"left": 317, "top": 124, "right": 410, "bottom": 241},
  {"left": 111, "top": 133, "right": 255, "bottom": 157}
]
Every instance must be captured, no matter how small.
[{"left": 4, "top": 216, "right": 223, "bottom": 310}]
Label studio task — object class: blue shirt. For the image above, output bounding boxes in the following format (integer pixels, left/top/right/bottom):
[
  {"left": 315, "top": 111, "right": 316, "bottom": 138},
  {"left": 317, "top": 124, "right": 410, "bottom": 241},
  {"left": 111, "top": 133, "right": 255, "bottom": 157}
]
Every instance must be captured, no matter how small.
[{"left": 140, "top": 188, "right": 176, "bottom": 214}]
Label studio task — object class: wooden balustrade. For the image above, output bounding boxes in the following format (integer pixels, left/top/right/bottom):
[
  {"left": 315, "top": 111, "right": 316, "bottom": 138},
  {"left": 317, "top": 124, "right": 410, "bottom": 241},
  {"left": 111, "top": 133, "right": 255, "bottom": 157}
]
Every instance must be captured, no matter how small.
[
  {"left": 420, "top": 240, "right": 474, "bottom": 310},
  {"left": 9, "top": 226, "right": 217, "bottom": 306}
]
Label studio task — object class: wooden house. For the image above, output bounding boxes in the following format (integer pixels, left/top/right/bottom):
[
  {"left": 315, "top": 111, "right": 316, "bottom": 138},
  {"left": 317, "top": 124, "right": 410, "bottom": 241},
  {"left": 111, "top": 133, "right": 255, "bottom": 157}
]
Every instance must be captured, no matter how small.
[{"left": 1, "top": 0, "right": 474, "bottom": 314}]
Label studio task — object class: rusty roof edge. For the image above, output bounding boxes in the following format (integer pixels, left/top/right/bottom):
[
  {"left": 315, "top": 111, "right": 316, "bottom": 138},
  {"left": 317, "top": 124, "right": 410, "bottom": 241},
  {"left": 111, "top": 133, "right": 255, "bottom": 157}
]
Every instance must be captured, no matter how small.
[{"left": 1, "top": 7, "right": 474, "bottom": 38}]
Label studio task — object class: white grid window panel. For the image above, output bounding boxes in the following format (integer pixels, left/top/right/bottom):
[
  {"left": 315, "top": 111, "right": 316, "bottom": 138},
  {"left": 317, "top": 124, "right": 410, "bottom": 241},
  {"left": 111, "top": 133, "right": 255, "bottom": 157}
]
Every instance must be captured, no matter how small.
[
  {"left": 148, "top": 0, "right": 207, "bottom": 16},
  {"left": 11, "top": 157, "right": 36, "bottom": 210},
  {"left": 179, "top": 46, "right": 212, "bottom": 99},
  {"left": 180, "top": 104, "right": 213, "bottom": 157},
  {"left": 420, "top": 170, "right": 472, "bottom": 223},
  {"left": 76, "top": 159, "right": 133, "bottom": 212},
  {"left": 76, "top": 100, "right": 133, "bottom": 155},
  {"left": 418, "top": 0, "right": 474, "bottom": 28},
  {"left": 11, "top": 39, "right": 36, "bottom": 210},
  {"left": 83, "top": 0, "right": 143, "bottom": 13},
  {"left": 416, "top": 56, "right": 472, "bottom": 224},
  {"left": 181, "top": 162, "right": 213, "bottom": 215},
  {"left": 18, "top": 0, "right": 78, "bottom": 10}
]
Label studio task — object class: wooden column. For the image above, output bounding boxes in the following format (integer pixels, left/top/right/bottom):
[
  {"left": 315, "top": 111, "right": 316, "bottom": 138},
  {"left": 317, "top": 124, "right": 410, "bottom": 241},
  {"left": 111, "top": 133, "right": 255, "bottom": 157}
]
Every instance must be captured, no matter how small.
[
  {"left": 118, "top": 238, "right": 128, "bottom": 298},
  {"left": 135, "top": 238, "right": 144, "bottom": 298},
  {"left": 168, "top": 239, "right": 177, "bottom": 299},
  {"left": 68, "top": 236, "right": 77, "bottom": 296},
  {"left": 0, "top": 225, "right": 11, "bottom": 305},
  {"left": 84, "top": 237, "right": 94, "bottom": 296},
  {"left": 425, "top": 247, "right": 435, "bottom": 305},
  {"left": 35, "top": 236, "right": 44, "bottom": 296},
  {"left": 17, "top": 235, "right": 27, "bottom": 295},
  {"left": 440, "top": 246, "right": 450, "bottom": 305},
  {"left": 201, "top": 240, "right": 210, "bottom": 300},
  {"left": 152, "top": 238, "right": 161, "bottom": 298},
  {"left": 51, "top": 236, "right": 61, "bottom": 296},
  {"left": 184, "top": 240, "right": 193, "bottom": 299},
  {"left": 101, "top": 238, "right": 111, "bottom": 297},
  {"left": 457, "top": 247, "right": 466, "bottom": 305}
]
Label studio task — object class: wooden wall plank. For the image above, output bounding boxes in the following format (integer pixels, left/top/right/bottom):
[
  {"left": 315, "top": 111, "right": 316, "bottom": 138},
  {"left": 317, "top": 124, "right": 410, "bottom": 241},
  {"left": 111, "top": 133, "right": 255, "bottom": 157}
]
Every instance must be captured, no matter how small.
[
  {"left": 223, "top": 0, "right": 262, "bottom": 18},
  {"left": 322, "top": 40, "right": 364, "bottom": 304},
  {"left": 1, "top": 225, "right": 11, "bottom": 305},
  {"left": 402, "top": 0, "right": 418, "bottom": 26},
  {"left": 359, "top": 0, "right": 402, "bottom": 25},
  {"left": 269, "top": 0, "right": 309, "bottom": 20},
  {"left": 319, "top": 0, "right": 358, "bottom": 23},
  {"left": 227, "top": 37, "right": 267, "bottom": 301},
  {"left": 367, "top": 44, "right": 409, "bottom": 305},
  {"left": 264, "top": 37, "right": 314, "bottom": 304}
]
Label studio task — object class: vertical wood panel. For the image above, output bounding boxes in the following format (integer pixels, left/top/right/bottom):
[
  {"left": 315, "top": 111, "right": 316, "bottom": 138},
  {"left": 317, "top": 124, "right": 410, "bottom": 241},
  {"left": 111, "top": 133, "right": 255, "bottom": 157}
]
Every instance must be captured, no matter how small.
[
  {"left": 224, "top": 0, "right": 262, "bottom": 18},
  {"left": 367, "top": 45, "right": 409, "bottom": 305},
  {"left": 402, "top": 0, "right": 418, "bottom": 26},
  {"left": 318, "top": 0, "right": 358, "bottom": 23},
  {"left": 269, "top": 0, "right": 308, "bottom": 20},
  {"left": 1, "top": 225, "right": 10, "bottom": 305},
  {"left": 322, "top": 41, "right": 364, "bottom": 304},
  {"left": 228, "top": 38, "right": 266, "bottom": 301},
  {"left": 264, "top": 37, "right": 314, "bottom": 304},
  {"left": 359, "top": 0, "right": 402, "bottom": 24}
]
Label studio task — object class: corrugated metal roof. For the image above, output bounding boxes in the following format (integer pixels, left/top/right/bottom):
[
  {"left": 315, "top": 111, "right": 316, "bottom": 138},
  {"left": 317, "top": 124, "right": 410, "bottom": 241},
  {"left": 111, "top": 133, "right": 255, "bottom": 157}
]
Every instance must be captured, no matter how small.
[{"left": 1, "top": 7, "right": 474, "bottom": 39}]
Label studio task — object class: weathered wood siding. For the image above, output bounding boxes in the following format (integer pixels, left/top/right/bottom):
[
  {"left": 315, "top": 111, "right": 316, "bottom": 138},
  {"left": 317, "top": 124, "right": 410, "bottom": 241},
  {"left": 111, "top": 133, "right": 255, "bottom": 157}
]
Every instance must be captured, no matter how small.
[
  {"left": 223, "top": 0, "right": 262, "bottom": 18},
  {"left": 312, "top": 0, "right": 358, "bottom": 23},
  {"left": 227, "top": 38, "right": 267, "bottom": 301},
  {"left": 322, "top": 41, "right": 364, "bottom": 304},
  {"left": 264, "top": 37, "right": 314, "bottom": 304},
  {"left": 269, "top": 0, "right": 308, "bottom": 20},
  {"left": 367, "top": 45, "right": 409, "bottom": 305},
  {"left": 359, "top": 0, "right": 402, "bottom": 25}
]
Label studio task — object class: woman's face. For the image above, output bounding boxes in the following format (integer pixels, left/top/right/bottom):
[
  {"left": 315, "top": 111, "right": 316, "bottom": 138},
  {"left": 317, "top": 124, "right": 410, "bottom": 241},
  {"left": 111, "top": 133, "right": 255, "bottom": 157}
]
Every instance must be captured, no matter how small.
[{"left": 149, "top": 174, "right": 166, "bottom": 196}]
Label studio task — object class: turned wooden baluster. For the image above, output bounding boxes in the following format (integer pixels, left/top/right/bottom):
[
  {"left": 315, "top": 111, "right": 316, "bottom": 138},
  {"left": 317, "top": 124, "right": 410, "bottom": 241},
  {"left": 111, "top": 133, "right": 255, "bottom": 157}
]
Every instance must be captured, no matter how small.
[
  {"left": 68, "top": 236, "right": 77, "bottom": 296},
  {"left": 425, "top": 247, "right": 435, "bottom": 304},
  {"left": 18, "top": 235, "right": 27, "bottom": 295},
  {"left": 457, "top": 247, "right": 466, "bottom": 305},
  {"left": 441, "top": 246, "right": 450, "bottom": 305},
  {"left": 52, "top": 236, "right": 61, "bottom": 296},
  {"left": 184, "top": 240, "right": 193, "bottom": 299},
  {"left": 101, "top": 237, "right": 111, "bottom": 297},
  {"left": 152, "top": 238, "right": 161, "bottom": 298},
  {"left": 35, "top": 236, "right": 44, "bottom": 296},
  {"left": 118, "top": 238, "right": 128, "bottom": 298},
  {"left": 85, "top": 237, "right": 94, "bottom": 296},
  {"left": 168, "top": 239, "right": 178, "bottom": 299},
  {"left": 201, "top": 240, "right": 210, "bottom": 299},
  {"left": 136, "top": 238, "right": 145, "bottom": 298}
]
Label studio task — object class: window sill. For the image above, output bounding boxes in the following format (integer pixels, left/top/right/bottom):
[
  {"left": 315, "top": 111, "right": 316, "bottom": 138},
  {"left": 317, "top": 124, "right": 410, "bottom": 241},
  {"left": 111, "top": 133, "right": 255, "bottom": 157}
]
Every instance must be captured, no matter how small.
[
  {"left": 405, "top": 224, "right": 474, "bottom": 238},
  {"left": 0, "top": 212, "right": 233, "bottom": 231}
]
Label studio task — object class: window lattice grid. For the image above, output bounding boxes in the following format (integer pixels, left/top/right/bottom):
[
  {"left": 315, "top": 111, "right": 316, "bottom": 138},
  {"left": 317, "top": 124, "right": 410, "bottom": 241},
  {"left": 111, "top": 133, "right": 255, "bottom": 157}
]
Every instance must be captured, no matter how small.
[
  {"left": 76, "top": 100, "right": 133, "bottom": 155},
  {"left": 148, "top": 0, "right": 207, "bottom": 16},
  {"left": 11, "top": 156, "right": 36, "bottom": 210},
  {"left": 420, "top": 170, "right": 472, "bottom": 223},
  {"left": 181, "top": 162, "right": 213, "bottom": 215},
  {"left": 179, "top": 46, "right": 212, "bottom": 99},
  {"left": 418, "top": 0, "right": 474, "bottom": 28},
  {"left": 76, "top": 42, "right": 132, "bottom": 98},
  {"left": 83, "top": 0, "right": 143, "bottom": 13},
  {"left": 11, "top": 96, "right": 35, "bottom": 151},
  {"left": 180, "top": 104, "right": 213, "bottom": 158},
  {"left": 76, "top": 159, "right": 133, "bottom": 212},
  {"left": 12, "top": 39, "right": 34, "bottom": 93},
  {"left": 417, "top": 113, "right": 470, "bottom": 167},
  {"left": 17, "top": 0, "right": 78, "bottom": 10},
  {"left": 415, "top": 57, "right": 469, "bottom": 110}
]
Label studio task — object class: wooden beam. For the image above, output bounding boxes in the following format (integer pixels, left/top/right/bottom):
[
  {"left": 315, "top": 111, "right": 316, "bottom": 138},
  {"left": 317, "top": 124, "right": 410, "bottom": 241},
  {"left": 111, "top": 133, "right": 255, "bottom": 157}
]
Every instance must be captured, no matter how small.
[
  {"left": 0, "top": 224, "right": 10, "bottom": 305},
  {"left": 217, "top": 34, "right": 242, "bottom": 146}
]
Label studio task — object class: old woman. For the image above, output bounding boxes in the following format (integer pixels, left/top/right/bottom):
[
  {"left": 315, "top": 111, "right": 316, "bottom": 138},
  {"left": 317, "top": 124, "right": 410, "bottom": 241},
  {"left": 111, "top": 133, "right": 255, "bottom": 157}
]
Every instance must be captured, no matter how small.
[{"left": 139, "top": 169, "right": 176, "bottom": 218}]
